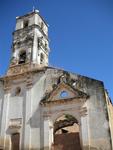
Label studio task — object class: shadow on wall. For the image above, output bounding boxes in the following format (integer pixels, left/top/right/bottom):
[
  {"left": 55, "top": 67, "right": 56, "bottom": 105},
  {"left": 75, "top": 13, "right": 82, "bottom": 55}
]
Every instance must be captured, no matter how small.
[{"left": 28, "top": 106, "right": 41, "bottom": 128}]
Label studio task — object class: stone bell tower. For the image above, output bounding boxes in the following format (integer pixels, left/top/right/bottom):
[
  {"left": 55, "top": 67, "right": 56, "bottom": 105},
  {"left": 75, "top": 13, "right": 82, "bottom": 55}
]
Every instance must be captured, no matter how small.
[{"left": 7, "top": 9, "right": 50, "bottom": 75}]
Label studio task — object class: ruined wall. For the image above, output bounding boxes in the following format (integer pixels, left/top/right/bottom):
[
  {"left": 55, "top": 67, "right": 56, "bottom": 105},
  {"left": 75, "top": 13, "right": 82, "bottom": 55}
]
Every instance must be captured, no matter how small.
[
  {"left": 44, "top": 68, "right": 112, "bottom": 150},
  {"left": 0, "top": 80, "right": 4, "bottom": 134},
  {"left": 76, "top": 75, "right": 112, "bottom": 150},
  {"left": 108, "top": 102, "right": 113, "bottom": 148},
  {"left": 0, "top": 67, "right": 112, "bottom": 150},
  {"left": 105, "top": 92, "right": 113, "bottom": 149}
]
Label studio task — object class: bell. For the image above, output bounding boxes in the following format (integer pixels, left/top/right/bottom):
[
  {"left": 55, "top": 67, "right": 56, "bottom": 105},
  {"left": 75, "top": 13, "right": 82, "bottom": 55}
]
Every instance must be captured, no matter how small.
[{"left": 19, "top": 58, "right": 25, "bottom": 64}]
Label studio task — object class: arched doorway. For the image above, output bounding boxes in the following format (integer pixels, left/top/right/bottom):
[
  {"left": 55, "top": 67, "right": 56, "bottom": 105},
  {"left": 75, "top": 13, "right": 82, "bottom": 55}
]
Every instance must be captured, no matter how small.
[{"left": 53, "top": 114, "right": 82, "bottom": 150}]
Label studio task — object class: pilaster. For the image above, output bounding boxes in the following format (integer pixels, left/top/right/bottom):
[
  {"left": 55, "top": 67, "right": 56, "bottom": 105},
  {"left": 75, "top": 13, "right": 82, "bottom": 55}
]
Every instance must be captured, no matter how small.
[
  {"left": 23, "top": 85, "right": 32, "bottom": 150},
  {"left": 0, "top": 89, "right": 10, "bottom": 149},
  {"left": 80, "top": 105, "right": 90, "bottom": 150},
  {"left": 43, "top": 117, "right": 50, "bottom": 150}
]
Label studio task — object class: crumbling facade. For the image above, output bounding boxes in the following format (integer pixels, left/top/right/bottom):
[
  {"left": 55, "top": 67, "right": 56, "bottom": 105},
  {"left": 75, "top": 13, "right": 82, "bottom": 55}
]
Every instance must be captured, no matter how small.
[{"left": 0, "top": 10, "right": 113, "bottom": 150}]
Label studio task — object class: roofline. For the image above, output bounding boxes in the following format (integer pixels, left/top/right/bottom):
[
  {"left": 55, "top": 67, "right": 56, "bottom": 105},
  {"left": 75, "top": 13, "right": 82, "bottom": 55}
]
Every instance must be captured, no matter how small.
[
  {"left": 47, "top": 66, "right": 104, "bottom": 84},
  {"left": 16, "top": 10, "right": 49, "bottom": 27}
]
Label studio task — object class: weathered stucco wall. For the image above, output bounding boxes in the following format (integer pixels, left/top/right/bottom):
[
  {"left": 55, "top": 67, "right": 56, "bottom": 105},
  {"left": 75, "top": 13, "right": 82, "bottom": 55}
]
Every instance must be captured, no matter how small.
[
  {"left": 0, "top": 80, "right": 4, "bottom": 135},
  {"left": 35, "top": 68, "right": 112, "bottom": 150},
  {"left": 105, "top": 91, "right": 113, "bottom": 149},
  {"left": 79, "top": 77, "right": 111, "bottom": 150},
  {"left": 108, "top": 102, "right": 113, "bottom": 149},
  {"left": 0, "top": 67, "right": 112, "bottom": 150},
  {"left": 44, "top": 68, "right": 112, "bottom": 150}
]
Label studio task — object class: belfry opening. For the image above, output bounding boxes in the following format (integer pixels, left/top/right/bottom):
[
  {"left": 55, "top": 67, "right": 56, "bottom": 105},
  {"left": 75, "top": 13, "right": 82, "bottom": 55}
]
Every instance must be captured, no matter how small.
[
  {"left": 53, "top": 114, "right": 82, "bottom": 150},
  {"left": 18, "top": 51, "right": 26, "bottom": 64}
]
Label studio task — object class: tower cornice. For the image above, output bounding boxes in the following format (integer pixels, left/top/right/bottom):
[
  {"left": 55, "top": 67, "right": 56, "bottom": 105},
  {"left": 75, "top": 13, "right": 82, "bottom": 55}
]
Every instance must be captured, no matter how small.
[{"left": 13, "top": 24, "right": 49, "bottom": 41}]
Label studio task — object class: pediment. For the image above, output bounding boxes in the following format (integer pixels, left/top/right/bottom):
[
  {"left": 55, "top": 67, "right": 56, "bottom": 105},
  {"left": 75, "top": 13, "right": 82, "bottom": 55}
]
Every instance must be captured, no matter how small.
[{"left": 41, "top": 82, "right": 89, "bottom": 105}]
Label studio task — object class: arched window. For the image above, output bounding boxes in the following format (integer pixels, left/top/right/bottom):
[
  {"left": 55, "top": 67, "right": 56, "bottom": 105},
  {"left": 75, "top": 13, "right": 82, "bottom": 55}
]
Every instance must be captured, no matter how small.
[
  {"left": 53, "top": 114, "right": 82, "bottom": 150},
  {"left": 40, "top": 53, "right": 44, "bottom": 64},
  {"left": 23, "top": 20, "right": 29, "bottom": 28},
  {"left": 19, "top": 51, "right": 26, "bottom": 64},
  {"left": 40, "top": 22, "right": 44, "bottom": 30},
  {"left": 15, "top": 87, "right": 21, "bottom": 96},
  {"left": 60, "top": 91, "right": 68, "bottom": 98}
]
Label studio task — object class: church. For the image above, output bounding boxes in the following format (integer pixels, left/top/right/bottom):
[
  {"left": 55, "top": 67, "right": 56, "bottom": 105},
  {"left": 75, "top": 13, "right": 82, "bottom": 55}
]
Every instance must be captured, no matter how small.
[{"left": 0, "top": 10, "right": 113, "bottom": 150}]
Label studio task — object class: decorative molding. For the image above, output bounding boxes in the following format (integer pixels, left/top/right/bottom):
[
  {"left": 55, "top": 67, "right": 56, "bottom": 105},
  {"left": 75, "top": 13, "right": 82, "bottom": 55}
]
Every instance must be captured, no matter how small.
[
  {"left": 1, "top": 67, "right": 46, "bottom": 88},
  {"left": 79, "top": 107, "right": 88, "bottom": 117},
  {"left": 42, "top": 105, "right": 88, "bottom": 119},
  {"left": 41, "top": 81, "right": 89, "bottom": 105},
  {"left": 26, "top": 74, "right": 33, "bottom": 89},
  {"left": 38, "top": 37, "right": 49, "bottom": 52},
  {"left": 12, "top": 36, "right": 33, "bottom": 50},
  {"left": 8, "top": 118, "right": 22, "bottom": 129},
  {"left": 41, "top": 97, "right": 86, "bottom": 107},
  {"left": 4, "top": 79, "right": 11, "bottom": 92},
  {"left": 13, "top": 24, "right": 48, "bottom": 41},
  {"left": 7, "top": 63, "right": 46, "bottom": 76}
]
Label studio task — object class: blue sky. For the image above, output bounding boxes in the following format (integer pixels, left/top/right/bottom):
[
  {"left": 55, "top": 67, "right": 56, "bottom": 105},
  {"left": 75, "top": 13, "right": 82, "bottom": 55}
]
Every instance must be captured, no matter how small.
[{"left": 0, "top": 0, "right": 113, "bottom": 101}]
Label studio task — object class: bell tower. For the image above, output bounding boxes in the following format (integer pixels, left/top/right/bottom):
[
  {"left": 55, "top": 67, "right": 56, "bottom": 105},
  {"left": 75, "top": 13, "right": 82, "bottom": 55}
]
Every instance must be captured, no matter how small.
[{"left": 7, "top": 10, "right": 50, "bottom": 75}]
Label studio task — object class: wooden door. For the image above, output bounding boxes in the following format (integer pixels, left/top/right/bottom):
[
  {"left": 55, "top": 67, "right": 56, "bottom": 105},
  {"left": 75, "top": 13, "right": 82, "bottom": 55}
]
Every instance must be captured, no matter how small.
[
  {"left": 11, "top": 133, "right": 20, "bottom": 150},
  {"left": 54, "top": 132, "right": 82, "bottom": 150}
]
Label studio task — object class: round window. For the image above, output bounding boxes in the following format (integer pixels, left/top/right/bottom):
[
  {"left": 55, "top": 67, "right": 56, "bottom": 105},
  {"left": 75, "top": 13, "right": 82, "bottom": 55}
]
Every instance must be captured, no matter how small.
[
  {"left": 60, "top": 91, "right": 68, "bottom": 98},
  {"left": 15, "top": 87, "right": 21, "bottom": 96}
]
